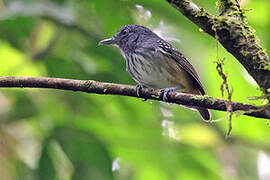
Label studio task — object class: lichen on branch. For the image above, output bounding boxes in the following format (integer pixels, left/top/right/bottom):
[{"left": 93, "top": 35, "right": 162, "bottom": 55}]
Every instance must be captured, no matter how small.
[{"left": 166, "top": 0, "right": 270, "bottom": 92}]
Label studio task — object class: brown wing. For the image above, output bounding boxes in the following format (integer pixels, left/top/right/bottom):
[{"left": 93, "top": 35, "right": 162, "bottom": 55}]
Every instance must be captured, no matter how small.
[{"left": 158, "top": 42, "right": 206, "bottom": 95}]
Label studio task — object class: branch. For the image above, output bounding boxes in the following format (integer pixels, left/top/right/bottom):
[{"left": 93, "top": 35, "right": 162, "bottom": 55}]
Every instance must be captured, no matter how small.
[
  {"left": 166, "top": 0, "right": 270, "bottom": 91},
  {"left": 0, "top": 76, "right": 269, "bottom": 120}
]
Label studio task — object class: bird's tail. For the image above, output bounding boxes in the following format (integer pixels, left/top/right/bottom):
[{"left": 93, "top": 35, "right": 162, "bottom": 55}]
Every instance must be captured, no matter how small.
[{"left": 196, "top": 107, "right": 211, "bottom": 121}]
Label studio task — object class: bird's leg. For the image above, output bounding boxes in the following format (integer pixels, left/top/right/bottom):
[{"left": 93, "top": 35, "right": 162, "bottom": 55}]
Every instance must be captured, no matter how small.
[
  {"left": 136, "top": 84, "right": 147, "bottom": 101},
  {"left": 136, "top": 84, "right": 143, "bottom": 97},
  {"left": 161, "top": 87, "right": 182, "bottom": 101}
]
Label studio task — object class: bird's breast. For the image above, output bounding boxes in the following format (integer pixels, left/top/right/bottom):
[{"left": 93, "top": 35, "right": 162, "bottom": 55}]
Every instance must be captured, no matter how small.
[{"left": 124, "top": 51, "right": 187, "bottom": 90}]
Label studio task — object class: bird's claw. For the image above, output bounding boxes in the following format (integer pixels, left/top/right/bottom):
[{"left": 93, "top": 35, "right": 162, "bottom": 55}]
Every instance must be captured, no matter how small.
[
  {"left": 136, "top": 84, "right": 142, "bottom": 97},
  {"left": 161, "top": 87, "right": 182, "bottom": 102},
  {"left": 162, "top": 88, "right": 171, "bottom": 102},
  {"left": 136, "top": 84, "right": 147, "bottom": 101}
]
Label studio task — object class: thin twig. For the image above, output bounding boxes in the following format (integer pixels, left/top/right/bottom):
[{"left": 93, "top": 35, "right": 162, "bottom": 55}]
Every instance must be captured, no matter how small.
[{"left": 216, "top": 59, "right": 234, "bottom": 136}]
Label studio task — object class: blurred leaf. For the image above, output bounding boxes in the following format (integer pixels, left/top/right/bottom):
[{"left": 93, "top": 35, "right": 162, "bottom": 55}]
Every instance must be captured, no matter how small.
[
  {"left": 0, "top": 16, "right": 36, "bottom": 49},
  {"left": 13, "top": 93, "right": 38, "bottom": 120},
  {"left": 178, "top": 124, "right": 222, "bottom": 148},
  {"left": 0, "top": 42, "right": 45, "bottom": 76}
]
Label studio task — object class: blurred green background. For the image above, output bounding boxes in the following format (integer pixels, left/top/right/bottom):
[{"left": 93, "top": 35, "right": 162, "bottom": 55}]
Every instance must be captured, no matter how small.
[{"left": 0, "top": 0, "right": 270, "bottom": 180}]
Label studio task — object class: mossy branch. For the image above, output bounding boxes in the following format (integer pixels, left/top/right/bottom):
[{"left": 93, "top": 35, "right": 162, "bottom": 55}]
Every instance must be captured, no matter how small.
[
  {"left": 0, "top": 76, "right": 269, "bottom": 120},
  {"left": 166, "top": 0, "right": 270, "bottom": 91}
]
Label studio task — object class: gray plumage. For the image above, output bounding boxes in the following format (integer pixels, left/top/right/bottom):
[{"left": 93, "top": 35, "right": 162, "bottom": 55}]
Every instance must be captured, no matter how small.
[{"left": 99, "top": 24, "right": 211, "bottom": 121}]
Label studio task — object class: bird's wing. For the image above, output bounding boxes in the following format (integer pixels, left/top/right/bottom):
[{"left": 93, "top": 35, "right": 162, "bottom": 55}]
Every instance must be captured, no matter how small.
[{"left": 157, "top": 40, "right": 206, "bottom": 95}]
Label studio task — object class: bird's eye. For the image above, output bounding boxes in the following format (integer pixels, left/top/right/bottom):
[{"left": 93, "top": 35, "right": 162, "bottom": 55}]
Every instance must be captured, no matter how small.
[{"left": 122, "top": 30, "right": 128, "bottom": 35}]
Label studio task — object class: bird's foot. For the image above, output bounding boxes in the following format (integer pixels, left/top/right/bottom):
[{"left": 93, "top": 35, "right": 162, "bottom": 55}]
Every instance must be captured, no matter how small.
[
  {"left": 136, "top": 84, "right": 147, "bottom": 101},
  {"left": 161, "top": 87, "right": 182, "bottom": 101}
]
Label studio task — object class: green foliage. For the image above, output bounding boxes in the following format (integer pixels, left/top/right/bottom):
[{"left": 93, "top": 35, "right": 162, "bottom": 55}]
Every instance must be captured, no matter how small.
[{"left": 0, "top": 0, "right": 270, "bottom": 180}]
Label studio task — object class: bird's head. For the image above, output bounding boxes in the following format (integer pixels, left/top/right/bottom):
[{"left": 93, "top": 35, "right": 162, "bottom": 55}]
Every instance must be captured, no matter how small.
[{"left": 99, "top": 24, "right": 155, "bottom": 51}]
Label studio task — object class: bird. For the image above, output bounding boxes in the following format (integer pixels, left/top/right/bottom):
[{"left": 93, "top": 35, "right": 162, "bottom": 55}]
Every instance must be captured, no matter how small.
[{"left": 99, "top": 24, "right": 211, "bottom": 121}]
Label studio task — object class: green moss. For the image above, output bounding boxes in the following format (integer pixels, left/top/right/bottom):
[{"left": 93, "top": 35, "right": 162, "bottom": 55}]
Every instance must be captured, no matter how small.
[
  {"left": 252, "top": 56, "right": 258, "bottom": 61},
  {"left": 191, "top": 95, "right": 216, "bottom": 104},
  {"left": 240, "top": 50, "right": 248, "bottom": 57},
  {"left": 199, "top": 8, "right": 208, "bottom": 16},
  {"left": 151, "top": 94, "right": 160, "bottom": 99},
  {"left": 233, "top": 110, "right": 245, "bottom": 117},
  {"left": 191, "top": 95, "right": 204, "bottom": 100},
  {"left": 255, "top": 49, "right": 265, "bottom": 56},
  {"left": 194, "top": 8, "right": 210, "bottom": 18},
  {"left": 218, "top": 0, "right": 240, "bottom": 15},
  {"left": 215, "top": 16, "right": 228, "bottom": 23},
  {"left": 264, "top": 65, "right": 270, "bottom": 71}
]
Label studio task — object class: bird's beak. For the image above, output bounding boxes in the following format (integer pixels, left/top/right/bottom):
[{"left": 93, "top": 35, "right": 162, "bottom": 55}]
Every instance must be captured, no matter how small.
[{"left": 98, "top": 37, "right": 116, "bottom": 45}]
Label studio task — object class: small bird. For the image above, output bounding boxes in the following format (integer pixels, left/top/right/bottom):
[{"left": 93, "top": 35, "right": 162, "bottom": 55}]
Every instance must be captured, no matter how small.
[{"left": 99, "top": 24, "right": 211, "bottom": 121}]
